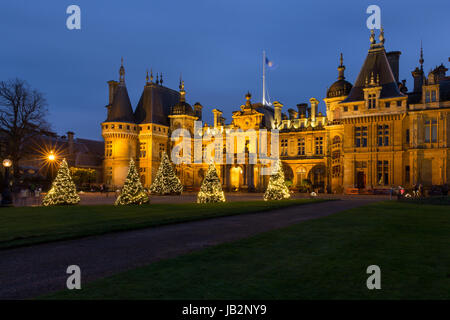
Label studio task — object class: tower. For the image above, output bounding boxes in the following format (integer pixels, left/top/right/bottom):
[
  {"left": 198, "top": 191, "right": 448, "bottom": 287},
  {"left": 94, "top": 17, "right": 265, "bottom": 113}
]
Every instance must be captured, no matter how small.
[{"left": 102, "top": 58, "right": 138, "bottom": 187}]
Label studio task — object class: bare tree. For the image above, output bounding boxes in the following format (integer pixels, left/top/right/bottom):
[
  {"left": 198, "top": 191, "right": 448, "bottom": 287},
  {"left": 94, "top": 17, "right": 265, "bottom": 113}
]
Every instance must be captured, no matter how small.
[{"left": 0, "top": 78, "right": 50, "bottom": 181}]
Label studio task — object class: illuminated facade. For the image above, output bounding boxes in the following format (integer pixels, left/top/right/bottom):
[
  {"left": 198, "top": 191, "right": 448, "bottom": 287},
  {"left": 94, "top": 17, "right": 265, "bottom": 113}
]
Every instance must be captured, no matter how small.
[{"left": 102, "top": 30, "right": 450, "bottom": 193}]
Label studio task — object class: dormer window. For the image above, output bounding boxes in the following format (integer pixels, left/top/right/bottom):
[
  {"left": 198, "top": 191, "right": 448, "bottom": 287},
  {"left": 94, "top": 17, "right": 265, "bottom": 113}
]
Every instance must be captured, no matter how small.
[
  {"left": 397, "top": 100, "right": 402, "bottom": 107},
  {"left": 343, "top": 106, "right": 348, "bottom": 112},
  {"left": 368, "top": 94, "right": 376, "bottom": 109},
  {"left": 353, "top": 105, "right": 358, "bottom": 111},
  {"left": 385, "top": 102, "right": 390, "bottom": 108},
  {"left": 431, "top": 90, "right": 436, "bottom": 102}
]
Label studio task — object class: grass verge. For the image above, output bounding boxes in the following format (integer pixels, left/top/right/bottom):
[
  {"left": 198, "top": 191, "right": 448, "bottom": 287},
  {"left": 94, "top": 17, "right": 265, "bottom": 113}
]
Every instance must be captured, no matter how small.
[
  {"left": 42, "top": 201, "right": 450, "bottom": 300},
  {"left": 0, "top": 198, "right": 326, "bottom": 249}
]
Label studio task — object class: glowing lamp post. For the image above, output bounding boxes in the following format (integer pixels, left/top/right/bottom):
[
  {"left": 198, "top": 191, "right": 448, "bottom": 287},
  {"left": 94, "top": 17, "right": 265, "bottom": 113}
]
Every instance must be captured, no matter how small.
[
  {"left": 1, "top": 159, "right": 13, "bottom": 206},
  {"left": 47, "top": 152, "right": 56, "bottom": 180}
]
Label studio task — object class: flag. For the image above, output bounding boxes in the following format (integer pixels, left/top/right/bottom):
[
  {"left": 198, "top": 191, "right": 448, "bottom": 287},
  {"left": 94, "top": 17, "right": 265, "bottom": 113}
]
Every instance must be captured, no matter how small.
[{"left": 265, "top": 57, "right": 274, "bottom": 68}]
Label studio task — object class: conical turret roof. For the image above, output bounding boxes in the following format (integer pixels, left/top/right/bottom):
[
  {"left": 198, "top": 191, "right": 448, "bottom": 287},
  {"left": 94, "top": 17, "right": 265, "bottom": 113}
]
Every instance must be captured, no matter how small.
[{"left": 106, "top": 82, "right": 135, "bottom": 123}]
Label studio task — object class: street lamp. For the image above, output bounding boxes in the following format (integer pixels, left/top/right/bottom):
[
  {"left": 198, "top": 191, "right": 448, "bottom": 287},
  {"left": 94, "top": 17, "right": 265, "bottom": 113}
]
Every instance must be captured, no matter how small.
[
  {"left": 48, "top": 152, "right": 55, "bottom": 161},
  {"left": 1, "top": 158, "right": 13, "bottom": 206}
]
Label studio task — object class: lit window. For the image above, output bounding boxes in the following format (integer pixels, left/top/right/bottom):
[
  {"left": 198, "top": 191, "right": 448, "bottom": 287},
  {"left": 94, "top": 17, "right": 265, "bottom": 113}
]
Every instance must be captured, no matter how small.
[
  {"left": 377, "top": 160, "right": 389, "bottom": 185},
  {"left": 355, "top": 126, "right": 367, "bottom": 147},
  {"left": 297, "top": 138, "right": 305, "bottom": 155},
  {"left": 281, "top": 139, "right": 288, "bottom": 156},
  {"left": 105, "top": 141, "right": 112, "bottom": 157},
  {"left": 315, "top": 137, "right": 323, "bottom": 155},
  {"left": 140, "top": 143, "right": 146, "bottom": 158},
  {"left": 368, "top": 94, "right": 376, "bottom": 109},
  {"left": 377, "top": 125, "right": 389, "bottom": 146}
]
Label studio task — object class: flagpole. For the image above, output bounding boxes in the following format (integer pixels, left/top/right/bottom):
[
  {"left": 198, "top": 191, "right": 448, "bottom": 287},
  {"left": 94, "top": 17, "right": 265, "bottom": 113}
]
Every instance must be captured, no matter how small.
[{"left": 262, "top": 50, "right": 266, "bottom": 105}]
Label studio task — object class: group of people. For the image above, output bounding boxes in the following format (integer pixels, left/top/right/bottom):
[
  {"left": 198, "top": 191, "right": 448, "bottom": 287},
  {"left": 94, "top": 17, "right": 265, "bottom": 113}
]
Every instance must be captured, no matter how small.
[{"left": 391, "top": 184, "right": 423, "bottom": 199}]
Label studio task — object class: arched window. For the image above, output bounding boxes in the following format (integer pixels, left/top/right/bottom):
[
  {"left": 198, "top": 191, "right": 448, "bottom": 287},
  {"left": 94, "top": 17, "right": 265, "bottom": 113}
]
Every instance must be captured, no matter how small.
[
  {"left": 333, "top": 136, "right": 341, "bottom": 145},
  {"left": 296, "top": 167, "right": 307, "bottom": 186}
]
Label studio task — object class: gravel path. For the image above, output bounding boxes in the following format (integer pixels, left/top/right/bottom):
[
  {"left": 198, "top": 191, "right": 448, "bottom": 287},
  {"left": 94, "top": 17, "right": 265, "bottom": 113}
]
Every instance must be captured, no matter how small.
[{"left": 0, "top": 199, "right": 378, "bottom": 299}]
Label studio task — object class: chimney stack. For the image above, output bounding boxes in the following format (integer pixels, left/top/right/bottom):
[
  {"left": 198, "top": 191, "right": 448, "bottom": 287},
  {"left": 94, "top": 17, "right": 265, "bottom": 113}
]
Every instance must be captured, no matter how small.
[
  {"left": 296, "top": 103, "right": 308, "bottom": 117},
  {"left": 273, "top": 101, "right": 283, "bottom": 126},
  {"left": 309, "top": 98, "right": 319, "bottom": 125},
  {"left": 387, "top": 51, "right": 401, "bottom": 83},
  {"left": 288, "top": 108, "right": 298, "bottom": 120},
  {"left": 194, "top": 102, "right": 203, "bottom": 120},
  {"left": 107, "top": 80, "right": 118, "bottom": 104},
  {"left": 212, "top": 109, "right": 223, "bottom": 127},
  {"left": 67, "top": 131, "right": 74, "bottom": 157}
]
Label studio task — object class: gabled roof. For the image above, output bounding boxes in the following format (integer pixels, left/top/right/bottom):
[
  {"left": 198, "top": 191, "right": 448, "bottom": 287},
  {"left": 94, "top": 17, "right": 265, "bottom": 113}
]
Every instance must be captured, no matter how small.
[
  {"left": 134, "top": 83, "right": 180, "bottom": 125},
  {"left": 105, "top": 83, "right": 135, "bottom": 123},
  {"left": 342, "top": 44, "right": 404, "bottom": 103}
]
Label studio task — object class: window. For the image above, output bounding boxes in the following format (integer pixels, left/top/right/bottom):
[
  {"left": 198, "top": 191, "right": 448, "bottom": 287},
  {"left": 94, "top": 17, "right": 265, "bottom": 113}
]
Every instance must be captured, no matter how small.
[
  {"left": 296, "top": 167, "right": 306, "bottom": 186},
  {"left": 281, "top": 139, "right": 288, "bottom": 156},
  {"left": 377, "top": 160, "right": 389, "bottom": 185},
  {"left": 405, "top": 166, "right": 410, "bottom": 184},
  {"left": 332, "top": 165, "right": 341, "bottom": 177},
  {"left": 332, "top": 150, "right": 340, "bottom": 160},
  {"left": 140, "top": 143, "right": 146, "bottom": 158},
  {"left": 297, "top": 138, "right": 305, "bottom": 155},
  {"left": 106, "top": 166, "right": 112, "bottom": 185},
  {"left": 353, "top": 105, "right": 358, "bottom": 111},
  {"left": 425, "top": 91, "right": 430, "bottom": 103},
  {"left": 119, "top": 125, "right": 122, "bottom": 129},
  {"left": 111, "top": 124, "right": 115, "bottom": 129},
  {"left": 315, "top": 137, "right": 323, "bottom": 155},
  {"left": 424, "top": 118, "right": 437, "bottom": 143},
  {"left": 406, "top": 129, "right": 410, "bottom": 143},
  {"left": 397, "top": 100, "right": 402, "bottom": 107},
  {"left": 431, "top": 90, "right": 436, "bottom": 102},
  {"left": 343, "top": 106, "right": 348, "bottom": 112},
  {"left": 159, "top": 143, "right": 165, "bottom": 156},
  {"left": 385, "top": 102, "right": 390, "bottom": 108},
  {"left": 355, "top": 126, "right": 368, "bottom": 147},
  {"left": 332, "top": 136, "right": 341, "bottom": 145},
  {"left": 377, "top": 125, "right": 389, "bottom": 146},
  {"left": 368, "top": 94, "right": 376, "bottom": 109},
  {"left": 105, "top": 141, "right": 112, "bottom": 157},
  {"left": 127, "top": 125, "right": 130, "bottom": 130}
]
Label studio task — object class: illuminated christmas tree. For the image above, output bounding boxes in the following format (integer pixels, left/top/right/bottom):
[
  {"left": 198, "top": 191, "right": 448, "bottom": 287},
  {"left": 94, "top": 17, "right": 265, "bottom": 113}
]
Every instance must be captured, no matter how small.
[
  {"left": 197, "top": 162, "right": 225, "bottom": 203},
  {"left": 42, "top": 158, "right": 80, "bottom": 206},
  {"left": 149, "top": 152, "right": 183, "bottom": 195},
  {"left": 115, "top": 159, "right": 149, "bottom": 205},
  {"left": 264, "top": 159, "right": 291, "bottom": 201}
]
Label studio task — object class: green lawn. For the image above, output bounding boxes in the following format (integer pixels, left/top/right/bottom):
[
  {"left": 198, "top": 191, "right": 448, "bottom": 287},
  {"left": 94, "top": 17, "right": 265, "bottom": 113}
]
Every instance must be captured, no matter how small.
[
  {"left": 43, "top": 201, "right": 450, "bottom": 300},
  {"left": 0, "top": 199, "right": 324, "bottom": 249}
]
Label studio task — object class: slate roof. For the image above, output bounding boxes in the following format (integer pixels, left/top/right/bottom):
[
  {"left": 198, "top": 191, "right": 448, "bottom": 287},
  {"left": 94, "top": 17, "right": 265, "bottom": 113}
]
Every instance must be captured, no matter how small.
[
  {"left": 134, "top": 83, "right": 180, "bottom": 126},
  {"left": 342, "top": 46, "right": 404, "bottom": 103},
  {"left": 105, "top": 83, "right": 135, "bottom": 123}
]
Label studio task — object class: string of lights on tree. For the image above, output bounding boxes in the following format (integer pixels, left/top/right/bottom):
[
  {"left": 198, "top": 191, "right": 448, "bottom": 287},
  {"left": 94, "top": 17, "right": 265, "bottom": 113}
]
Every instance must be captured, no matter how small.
[
  {"left": 115, "top": 158, "right": 150, "bottom": 205},
  {"left": 149, "top": 151, "right": 183, "bottom": 195},
  {"left": 42, "top": 158, "right": 80, "bottom": 206},
  {"left": 264, "top": 159, "right": 291, "bottom": 201},
  {"left": 197, "top": 162, "right": 226, "bottom": 203}
]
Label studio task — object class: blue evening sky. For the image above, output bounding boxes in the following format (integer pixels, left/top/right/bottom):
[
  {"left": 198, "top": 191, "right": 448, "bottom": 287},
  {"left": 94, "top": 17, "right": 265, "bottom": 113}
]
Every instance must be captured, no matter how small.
[{"left": 1, "top": 0, "right": 449, "bottom": 140}]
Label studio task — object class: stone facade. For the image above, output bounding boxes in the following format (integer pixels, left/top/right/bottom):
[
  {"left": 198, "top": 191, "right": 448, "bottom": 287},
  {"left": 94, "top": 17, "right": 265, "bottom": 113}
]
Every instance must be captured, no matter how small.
[{"left": 102, "top": 31, "right": 450, "bottom": 193}]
